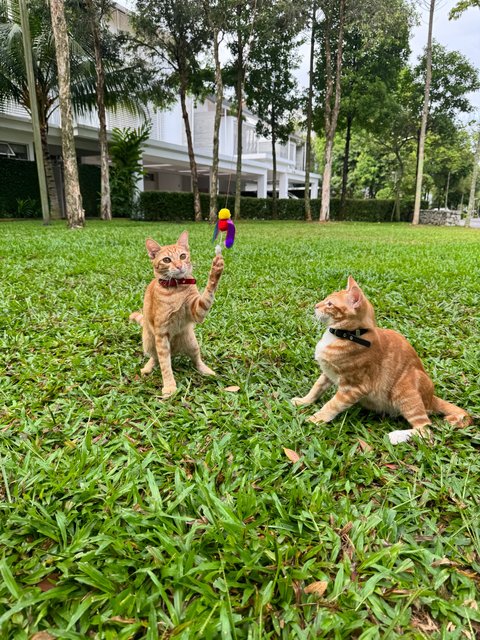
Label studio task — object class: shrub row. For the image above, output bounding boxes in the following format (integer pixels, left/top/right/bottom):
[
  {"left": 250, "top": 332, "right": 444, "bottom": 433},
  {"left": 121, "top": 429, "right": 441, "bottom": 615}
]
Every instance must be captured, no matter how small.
[
  {"left": 139, "top": 190, "right": 416, "bottom": 222},
  {"left": 0, "top": 158, "right": 101, "bottom": 218},
  {"left": 0, "top": 158, "right": 41, "bottom": 218},
  {"left": 0, "top": 158, "right": 416, "bottom": 222}
]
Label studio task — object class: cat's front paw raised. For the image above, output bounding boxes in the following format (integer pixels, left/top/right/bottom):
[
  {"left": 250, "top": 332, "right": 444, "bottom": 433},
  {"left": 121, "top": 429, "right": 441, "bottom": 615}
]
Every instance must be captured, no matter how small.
[{"left": 211, "top": 255, "right": 224, "bottom": 275}]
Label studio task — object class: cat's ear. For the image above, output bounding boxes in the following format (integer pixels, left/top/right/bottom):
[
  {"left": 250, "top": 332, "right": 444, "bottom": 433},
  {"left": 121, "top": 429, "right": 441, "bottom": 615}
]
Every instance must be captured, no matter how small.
[
  {"left": 146, "top": 238, "right": 161, "bottom": 260},
  {"left": 349, "top": 286, "right": 363, "bottom": 308},
  {"left": 347, "top": 275, "right": 359, "bottom": 291},
  {"left": 347, "top": 275, "right": 363, "bottom": 307},
  {"left": 177, "top": 230, "right": 189, "bottom": 250}
]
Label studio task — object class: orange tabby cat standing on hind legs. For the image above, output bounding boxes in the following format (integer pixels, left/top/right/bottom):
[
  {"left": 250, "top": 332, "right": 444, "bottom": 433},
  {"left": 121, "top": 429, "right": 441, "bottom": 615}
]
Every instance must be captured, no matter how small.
[
  {"left": 130, "top": 231, "right": 224, "bottom": 398},
  {"left": 291, "top": 276, "right": 472, "bottom": 444}
]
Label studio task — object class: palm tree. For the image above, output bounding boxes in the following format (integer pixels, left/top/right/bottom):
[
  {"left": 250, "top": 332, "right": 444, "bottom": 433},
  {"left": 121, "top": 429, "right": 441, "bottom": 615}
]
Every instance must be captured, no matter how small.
[
  {"left": 0, "top": 0, "right": 152, "bottom": 219},
  {"left": 0, "top": 0, "right": 63, "bottom": 216}
]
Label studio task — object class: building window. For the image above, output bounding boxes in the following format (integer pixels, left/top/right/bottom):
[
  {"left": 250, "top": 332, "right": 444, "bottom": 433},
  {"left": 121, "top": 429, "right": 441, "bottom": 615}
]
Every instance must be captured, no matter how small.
[{"left": 0, "top": 142, "right": 29, "bottom": 160}]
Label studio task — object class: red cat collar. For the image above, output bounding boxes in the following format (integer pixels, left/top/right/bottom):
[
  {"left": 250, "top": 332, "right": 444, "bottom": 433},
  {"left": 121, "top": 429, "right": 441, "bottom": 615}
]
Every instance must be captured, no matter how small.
[
  {"left": 329, "top": 327, "right": 371, "bottom": 347},
  {"left": 158, "top": 278, "right": 197, "bottom": 288}
]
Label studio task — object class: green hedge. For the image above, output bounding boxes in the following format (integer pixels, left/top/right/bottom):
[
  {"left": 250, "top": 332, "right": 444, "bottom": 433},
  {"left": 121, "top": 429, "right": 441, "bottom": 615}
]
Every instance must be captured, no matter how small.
[
  {"left": 139, "top": 191, "right": 417, "bottom": 222},
  {"left": 0, "top": 158, "right": 101, "bottom": 218},
  {"left": 0, "top": 158, "right": 41, "bottom": 218},
  {"left": 0, "top": 158, "right": 419, "bottom": 222},
  {"left": 329, "top": 198, "right": 415, "bottom": 222}
]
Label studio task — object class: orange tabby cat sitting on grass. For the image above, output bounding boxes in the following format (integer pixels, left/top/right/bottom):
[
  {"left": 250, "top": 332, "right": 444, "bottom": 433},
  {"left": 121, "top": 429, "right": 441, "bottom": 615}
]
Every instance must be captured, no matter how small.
[
  {"left": 292, "top": 276, "right": 471, "bottom": 444},
  {"left": 130, "top": 231, "right": 224, "bottom": 398}
]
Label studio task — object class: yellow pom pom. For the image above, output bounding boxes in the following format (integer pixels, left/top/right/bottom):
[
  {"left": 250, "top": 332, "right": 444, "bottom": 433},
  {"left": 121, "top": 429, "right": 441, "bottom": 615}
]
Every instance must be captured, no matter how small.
[{"left": 218, "top": 208, "right": 231, "bottom": 220}]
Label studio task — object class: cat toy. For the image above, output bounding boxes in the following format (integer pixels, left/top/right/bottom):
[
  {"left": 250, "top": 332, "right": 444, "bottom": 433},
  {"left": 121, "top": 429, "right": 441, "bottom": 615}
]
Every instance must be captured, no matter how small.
[{"left": 212, "top": 208, "right": 236, "bottom": 255}]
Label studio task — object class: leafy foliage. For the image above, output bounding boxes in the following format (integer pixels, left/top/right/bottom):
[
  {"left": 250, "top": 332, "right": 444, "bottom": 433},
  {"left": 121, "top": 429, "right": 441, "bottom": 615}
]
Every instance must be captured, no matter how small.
[
  {"left": 449, "top": 0, "right": 480, "bottom": 19},
  {"left": 109, "top": 125, "right": 151, "bottom": 217},
  {"left": 246, "top": 1, "right": 303, "bottom": 217},
  {"left": 413, "top": 43, "right": 480, "bottom": 136},
  {"left": 0, "top": 0, "right": 150, "bottom": 120},
  {"left": 0, "top": 220, "right": 479, "bottom": 638},
  {"left": 246, "top": 2, "right": 303, "bottom": 144}
]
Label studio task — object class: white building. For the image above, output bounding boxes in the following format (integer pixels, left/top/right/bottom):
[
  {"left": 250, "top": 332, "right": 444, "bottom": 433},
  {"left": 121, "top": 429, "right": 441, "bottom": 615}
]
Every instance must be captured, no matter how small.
[{"left": 0, "top": 4, "right": 319, "bottom": 209}]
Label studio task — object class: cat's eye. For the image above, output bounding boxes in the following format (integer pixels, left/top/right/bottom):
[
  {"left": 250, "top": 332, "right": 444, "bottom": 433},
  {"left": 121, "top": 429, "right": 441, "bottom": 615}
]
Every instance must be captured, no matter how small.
[
  {"left": 327, "top": 301, "right": 333, "bottom": 307},
  {"left": 162, "top": 257, "right": 172, "bottom": 263},
  {"left": 179, "top": 253, "right": 187, "bottom": 260}
]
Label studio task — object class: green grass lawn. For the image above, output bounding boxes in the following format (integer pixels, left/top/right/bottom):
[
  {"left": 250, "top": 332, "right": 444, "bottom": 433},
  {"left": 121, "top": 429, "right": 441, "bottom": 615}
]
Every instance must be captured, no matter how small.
[{"left": 0, "top": 219, "right": 479, "bottom": 639}]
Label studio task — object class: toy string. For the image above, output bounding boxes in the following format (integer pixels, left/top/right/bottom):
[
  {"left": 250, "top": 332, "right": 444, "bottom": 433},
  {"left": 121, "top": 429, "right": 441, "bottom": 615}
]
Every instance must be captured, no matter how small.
[{"left": 215, "top": 233, "right": 224, "bottom": 255}]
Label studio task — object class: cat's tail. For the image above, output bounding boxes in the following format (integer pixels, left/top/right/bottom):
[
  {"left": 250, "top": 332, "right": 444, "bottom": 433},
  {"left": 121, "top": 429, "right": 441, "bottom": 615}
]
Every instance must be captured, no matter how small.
[
  {"left": 431, "top": 396, "right": 472, "bottom": 427},
  {"left": 129, "top": 311, "right": 143, "bottom": 326}
]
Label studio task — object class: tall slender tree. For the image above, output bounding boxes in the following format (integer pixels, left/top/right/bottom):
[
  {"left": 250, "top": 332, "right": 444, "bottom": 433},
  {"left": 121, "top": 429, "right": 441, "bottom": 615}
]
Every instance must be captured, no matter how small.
[
  {"left": 412, "top": 0, "right": 435, "bottom": 225},
  {"left": 84, "top": 0, "right": 113, "bottom": 221},
  {"left": 0, "top": 0, "right": 153, "bottom": 220},
  {"left": 226, "top": 0, "right": 261, "bottom": 220},
  {"left": 17, "top": 0, "right": 49, "bottom": 223},
  {"left": 318, "top": 0, "right": 346, "bottom": 222},
  {"left": 0, "top": 0, "right": 62, "bottom": 216},
  {"left": 202, "top": 0, "right": 230, "bottom": 223},
  {"left": 134, "top": 0, "right": 210, "bottom": 221},
  {"left": 303, "top": 2, "right": 317, "bottom": 221},
  {"left": 50, "top": 0, "right": 85, "bottom": 228},
  {"left": 336, "top": 0, "right": 412, "bottom": 216},
  {"left": 246, "top": 2, "right": 303, "bottom": 218}
]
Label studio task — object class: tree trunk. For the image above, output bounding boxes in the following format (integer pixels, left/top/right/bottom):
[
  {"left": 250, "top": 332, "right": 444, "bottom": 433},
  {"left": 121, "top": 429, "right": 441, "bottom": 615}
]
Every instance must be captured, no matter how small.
[
  {"left": 444, "top": 170, "right": 450, "bottom": 209},
  {"left": 320, "top": 141, "right": 333, "bottom": 221},
  {"left": 339, "top": 113, "right": 352, "bottom": 219},
  {"left": 234, "top": 29, "right": 243, "bottom": 221},
  {"left": 209, "top": 26, "right": 223, "bottom": 223},
  {"left": 50, "top": 0, "right": 85, "bottom": 228},
  {"left": 412, "top": 0, "right": 435, "bottom": 225},
  {"left": 319, "top": 0, "right": 345, "bottom": 222},
  {"left": 18, "top": 0, "right": 50, "bottom": 223},
  {"left": 39, "top": 119, "right": 62, "bottom": 219},
  {"left": 271, "top": 127, "right": 278, "bottom": 219},
  {"left": 86, "top": 0, "right": 111, "bottom": 221},
  {"left": 179, "top": 77, "right": 202, "bottom": 221},
  {"left": 413, "top": 127, "right": 420, "bottom": 193},
  {"left": 393, "top": 153, "right": 404, "bottom": 222},
  {"left": 466, "top": 124, "right": 480, "bottom": 228},
  {"left": 304, "top": 2, "right": 316, "bottom": 222}
]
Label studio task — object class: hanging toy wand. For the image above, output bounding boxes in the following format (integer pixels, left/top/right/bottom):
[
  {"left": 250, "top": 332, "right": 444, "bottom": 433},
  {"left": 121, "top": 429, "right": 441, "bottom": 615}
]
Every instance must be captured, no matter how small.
[{"left": 212, "top": 208, "right": 236, "bottom": 255}]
